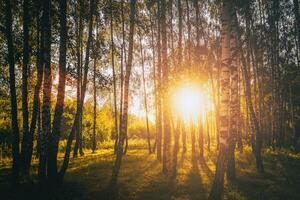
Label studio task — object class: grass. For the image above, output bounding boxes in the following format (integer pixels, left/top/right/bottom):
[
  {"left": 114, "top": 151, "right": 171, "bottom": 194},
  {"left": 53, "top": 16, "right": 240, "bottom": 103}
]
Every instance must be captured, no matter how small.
[{"left": 1, "top": 140, "right": 300, "bottom": 200}]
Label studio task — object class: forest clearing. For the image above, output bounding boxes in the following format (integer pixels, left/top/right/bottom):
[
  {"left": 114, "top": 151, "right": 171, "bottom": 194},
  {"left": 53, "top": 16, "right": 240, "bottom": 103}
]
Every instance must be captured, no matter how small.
[{"left": 1, "top": 140, "right": 300, "bottom": 200}]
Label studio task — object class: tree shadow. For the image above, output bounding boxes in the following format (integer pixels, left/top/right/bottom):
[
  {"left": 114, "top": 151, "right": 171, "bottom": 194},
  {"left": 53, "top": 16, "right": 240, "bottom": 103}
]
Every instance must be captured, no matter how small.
[
  {"left": 185, "top": 167, "right": 207, "bottom": 200},
  {"left": 134, "top": 179, "right": 173, "bottom": 200},
  {"left": 179, "top": 150, "right": 186, "bottom": 168},
  {"left": 232, "top": 151, "right": 300, "bottom": 200},
  {"left": 199, "top": 158, "right": 213, "bottom": 179}
]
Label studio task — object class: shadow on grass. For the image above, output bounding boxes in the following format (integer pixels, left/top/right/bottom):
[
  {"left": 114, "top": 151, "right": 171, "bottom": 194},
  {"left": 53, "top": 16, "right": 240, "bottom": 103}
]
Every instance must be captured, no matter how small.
[
  {"left": 233, "top": 150, "right": 300, "bottom": 200},
  {"left": 185, "top": 166, "right": 207, "bottom": 200},
  {"left": 199, "top": 158, "right": 213, "bottom": 179},
  {"left": 1, "top": 147, "right": 300, "bottom": 200},
  {"left": 179, "top": 150, "right": 187, "bottom": 168}
]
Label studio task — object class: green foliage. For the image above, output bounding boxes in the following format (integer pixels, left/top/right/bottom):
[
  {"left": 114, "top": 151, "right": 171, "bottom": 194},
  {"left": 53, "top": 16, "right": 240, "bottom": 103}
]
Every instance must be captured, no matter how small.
[
  {"left": 60, "top": 98, "right": 113, "bottom": 147},
  {"left": 128, "top": 114, "right": 154, "bottom": 139},
  {"left": 82, "top": 99, "right": 113, "bottom": 145}
]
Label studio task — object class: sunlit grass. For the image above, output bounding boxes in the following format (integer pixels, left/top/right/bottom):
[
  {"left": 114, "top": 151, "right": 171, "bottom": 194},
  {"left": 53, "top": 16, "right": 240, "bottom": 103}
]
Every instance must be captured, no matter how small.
[{"left": 1, "top": 140, "right": 300, "bottom": 200}]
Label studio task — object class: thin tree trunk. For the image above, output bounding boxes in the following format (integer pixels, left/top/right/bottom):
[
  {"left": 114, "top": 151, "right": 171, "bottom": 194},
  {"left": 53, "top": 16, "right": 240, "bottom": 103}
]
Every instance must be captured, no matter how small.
[
  {"left": 47, "top": 0, "right": 67, "bottom": 182},
  {"left": 116, "top": 0, "right": 126, "bottom": 154},
  {"left": 150, "top": 10, "right": 158, "bottom": 154},
  {"left": 237, "top": 66, "right": 243, "bottom": 152},
  {"left": 20, "top": 0, "right": 30, "bottom": 175},
  {"left": 182, "top": 122, "right": 187, "bottom": 152},
  {"left": 78, "top": 0, "right": 85, "bottom": 157},
  {"left": 234, "top": 10, "right": 264, "bottom": 174},
  {"left": 110, "top": 0, "right": 119, "bottom": 157},
  {"left": 156, "top": 0, "right": 163, "bottom": 161},
  {"left": 177, "top": 0, "right": 182, "bottom": 70},
  {"left": 199, "top": 118, "right": 204, "bottom": 160},
  {"left": 207, "top": 115, "right": 211, "bottom": 152},
  {"left": 79, "top": 115, "right": 84, "bottom": 156},
  {"left": 36, "top": 101, "right": 41, "bottom": 158},
  {"left": 161, "top": 0, "right": 171, "bottom": 175},
  {"left": 92, "top": 56, "right": 97, "bottom": 153},
  {"left": 191, "top": 123, "right": 197, "bottom": 170},
  {"left": 28, "top": 1, "right": 43, "bottom": 173},
  {"left": 59, "top": 0, "right": 95, "bottom": 182},
  {"left": 167, "top": 0, "right": 175, "bottom": 67},
  {"left": 39, "top": 0, "right": 52, "bottom": 185},
  {"left": 172, "top": 0, "right": 182, "bottom": 178},
  {"left": 194, "top": 0, "right": 200, "bottom": 59},
  {"left": 172, "top": 119, "right": 180, "bottom": 177},
  {"left": 293, "top": 0, "right": 300, "bottom": 51},
  {"left": 4, "top": 0, "right": 20, "bottom": 185},
  {"left": 74, "top": 0, "right": 83, "bottom": 158},
  {"left": 110, "top": 0, "right": 136, "bottom": 188},
  {"left": 186, "top": 0, "right": 191, "bottom": 70},
  {"left": 139, "top": 37, "right": 151, "bottom": 154}
]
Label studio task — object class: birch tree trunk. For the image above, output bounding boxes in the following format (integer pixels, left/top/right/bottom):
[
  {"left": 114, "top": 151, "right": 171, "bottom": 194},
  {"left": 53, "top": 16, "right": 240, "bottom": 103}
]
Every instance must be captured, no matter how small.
[
  {"left": 92, "top": 54, "right": 97, "bottom": 153},
  {"left": 110, "top": 0, "right": 119, "bottom": 155},
  {"left": 59, "top": 0, "right": 95, "bottom": 181},
  {"left": 227, "top": 10, "right": 238, "bottom": 180},
  {"left": 208, "top": 1, "right": 232, "bottom": 199},
  {"left": 140, "top": 37, "right": 151, "bottom": 154},
  {"left": 110, "top": 0, "right": 136, "bottom": 188},
  {"left": 161, "top": 0, "right": 171, "bottom": 175},
  {"left": 156, "top": 0, "right": 163, "bottom": 161},
  {"left": 234, "top": 10, "right": 265, "bottom": 174}
]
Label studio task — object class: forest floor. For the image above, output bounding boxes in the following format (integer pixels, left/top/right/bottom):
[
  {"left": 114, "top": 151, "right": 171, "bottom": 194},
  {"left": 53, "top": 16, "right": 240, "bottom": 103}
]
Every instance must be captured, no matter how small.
[{"left": 1, "top": 140, "right": 300, "bottom": 200}]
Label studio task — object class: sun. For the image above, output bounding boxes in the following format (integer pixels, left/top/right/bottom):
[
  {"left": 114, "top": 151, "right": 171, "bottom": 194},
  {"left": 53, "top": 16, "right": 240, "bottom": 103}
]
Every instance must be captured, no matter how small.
[{"left": 171, "top": 83, "right": 212, "bottom": 123}]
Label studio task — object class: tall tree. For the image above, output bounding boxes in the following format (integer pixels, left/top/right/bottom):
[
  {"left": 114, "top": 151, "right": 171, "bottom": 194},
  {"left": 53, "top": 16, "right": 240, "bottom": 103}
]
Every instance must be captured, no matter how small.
[
  {"left": 92, "top": 15, "right": 100, "bottom": 154},
  {"left": 171, "top": 0, "right": 183, "bottom": 177},
  {"left": 208, "top": 0, "right": 232, "bottom": 199},
  {"left": 110, "top": 0, "right": 136, "bottom": 188},
  {"left": 198, "top": 118, "right": 204, "bottom": 160},
  {"left": 161, "top": 0, "right": 171, "bottom": 174},
  {"left": 118, "top": 0, "right": 126, "bottom": 154},
  {"left": 178, "top": 0, "right": 182, "bottom": 70},
  {"left": 191, "top": 123, "right": 197, "bottom": 169},
  {"left": 92, "top": 54, "right": 97, "bottom": 153},
  {"left": 185, "top": 0, "right": 191, "bottom": 70},
  {"left": 172, "top": 119, "right": 180, "bottom": 177},
  {"left": 59, "top": 0, "right": 95, "bottom": 181},
  {"left": 149, "top": 7, "right": 158, "bottom": 153},
  {"left": 140, "top": 36, "right": 151, "bottom": 154},
  {"left": 110, "top": 0, "right": 119, "bottom": 155},
  {"left": 234, "top": 10, "right": 264, "bottom": 173},
  {"left": 227, "top": 10, "right": 238, "bottom": 180},
  {"left": 293, "top": 0, "right": 299, "bottom": 51},
  {"left": 20, "top": 0, "right": 30, "bottom": 175},
  {"left": 39, "top": 0, "right": 52, "bottom": 185},
  {"left": 27, "top": 0, "right": 44, "bottom": 175},
  {"left": 156, "top": 0, "right": 163, "bottom": 161},
  {"left": 47, "top": 0, "right": 68, "bottom": 183},
  {"left": 73, "top": 0, "right": 84, "bottom": 158},
  {"left": 4, "top": 0, "right": 20, "bottom": 186}
]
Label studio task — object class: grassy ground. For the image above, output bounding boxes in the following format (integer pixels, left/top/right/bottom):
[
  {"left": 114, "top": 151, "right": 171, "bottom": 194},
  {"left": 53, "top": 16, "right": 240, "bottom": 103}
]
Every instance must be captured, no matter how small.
[{"left": 1, "top": 140, "right": 300, "bottom": 200}]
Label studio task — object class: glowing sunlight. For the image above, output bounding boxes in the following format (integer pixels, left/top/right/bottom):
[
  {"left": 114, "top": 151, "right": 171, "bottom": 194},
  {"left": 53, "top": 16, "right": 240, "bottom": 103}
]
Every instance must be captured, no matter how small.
[{"left": 172, "top": 83, "right": 213, "bottom": 122}]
